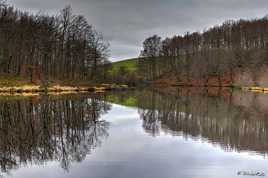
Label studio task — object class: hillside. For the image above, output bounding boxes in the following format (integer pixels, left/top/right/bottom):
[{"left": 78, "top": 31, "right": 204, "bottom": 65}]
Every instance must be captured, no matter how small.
[
  {"left": 109, "top": 58, "right": 138, "bottom": 75},
  {"left": 110, "top": 56, "right": 268, "bottom": 93},
  {"left": 107, "top": 58, "right": 141, "bottom": 85}
]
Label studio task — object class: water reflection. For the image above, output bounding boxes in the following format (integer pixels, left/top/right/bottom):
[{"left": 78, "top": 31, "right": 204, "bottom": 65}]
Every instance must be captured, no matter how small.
[
  {"left": 1, "top": 89, "right": 268, "bottom": 177},
  {"left": 0, "top": 94, "right": 111, "bottom": 175},
  {"left": 109, "top": 88, "right": 268, "bottom": 156}
]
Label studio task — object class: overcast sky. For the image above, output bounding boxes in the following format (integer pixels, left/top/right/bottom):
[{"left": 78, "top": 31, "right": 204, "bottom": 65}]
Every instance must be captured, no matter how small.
[{"left": 8, "top": 0, "right": 268, "bottom": 61}]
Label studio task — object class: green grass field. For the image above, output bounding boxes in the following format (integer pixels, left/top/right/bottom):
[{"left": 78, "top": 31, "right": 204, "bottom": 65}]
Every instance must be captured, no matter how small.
[{"left": 109, "top": 58, "right": 139, "bottom": 75}]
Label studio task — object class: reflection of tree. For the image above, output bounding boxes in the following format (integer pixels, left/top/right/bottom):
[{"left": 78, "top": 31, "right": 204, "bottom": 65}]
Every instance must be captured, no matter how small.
[
  {"left": 139, "top": 109, "right": 161, "bottom": 136},
  {"left": 0, "top": 94, "right": 111, "bottom": 174},
  {"left": 137, "top": 89, "right": 268, "bottom": 156}
]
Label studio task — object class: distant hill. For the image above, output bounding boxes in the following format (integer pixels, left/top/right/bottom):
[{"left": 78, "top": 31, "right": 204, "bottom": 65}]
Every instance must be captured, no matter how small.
[
  {"left": 106, "top": 58, "right": 143, "bottom": 85},
  {"left": 109, "top": 58, "right": 138, "bottom": 75}
]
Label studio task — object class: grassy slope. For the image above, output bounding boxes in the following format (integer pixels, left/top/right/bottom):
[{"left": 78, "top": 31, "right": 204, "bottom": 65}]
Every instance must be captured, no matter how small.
[{"left": 109, "top": 58, "right": 138, "bottom": 75}]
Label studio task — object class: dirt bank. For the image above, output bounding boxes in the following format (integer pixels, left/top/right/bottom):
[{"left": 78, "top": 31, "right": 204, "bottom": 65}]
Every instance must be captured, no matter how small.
[{"left": 153, "top": 66, "right": 268, "bottom": 89}]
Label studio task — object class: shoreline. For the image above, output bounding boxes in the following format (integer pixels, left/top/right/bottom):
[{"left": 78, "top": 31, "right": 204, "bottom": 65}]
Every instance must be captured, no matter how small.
[
  {"left": 242, "top": 87, "right": 268, "bottom": 94},
  {"left": 0, "top": 84, "right": 266, "bottom": 97},
  {"left": 0, "top": 84, "right": 129, "bottom": 96}
]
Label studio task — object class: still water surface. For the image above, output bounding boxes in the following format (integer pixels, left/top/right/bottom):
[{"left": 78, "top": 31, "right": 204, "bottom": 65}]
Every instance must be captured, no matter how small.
[{"left": 2, "top": 88, "right": 268, "bottom": 178}]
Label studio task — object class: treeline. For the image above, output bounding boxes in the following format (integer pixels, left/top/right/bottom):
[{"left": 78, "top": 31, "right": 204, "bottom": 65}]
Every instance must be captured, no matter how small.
[
  {"left": 140, "top": 16, "right": 268, "bottom": 85},
  {"left": 0, "top": 1, "right": 109, "bottom": 83}
]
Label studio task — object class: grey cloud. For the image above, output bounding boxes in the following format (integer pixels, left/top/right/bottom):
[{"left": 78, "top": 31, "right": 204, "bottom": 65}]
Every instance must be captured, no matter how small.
[{"left": 8, "top": 0, "right": 268, "bottom": 61}]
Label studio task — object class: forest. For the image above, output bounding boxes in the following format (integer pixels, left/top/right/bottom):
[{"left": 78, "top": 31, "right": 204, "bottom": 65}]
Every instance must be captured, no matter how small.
[
  {"left": 1, "top": 0, "right": 268, "bottom": 88},
  {"left": 0, "top": 1, "right": 109, "bottom": 85},
  {"left": 139, "top": 16, "right": 268, "bottom": 87}
]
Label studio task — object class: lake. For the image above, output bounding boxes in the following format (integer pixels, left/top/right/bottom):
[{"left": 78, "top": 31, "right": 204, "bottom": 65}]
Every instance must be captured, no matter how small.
[{"left": 1, "top": 88, "right": 268, "bottom": 178}]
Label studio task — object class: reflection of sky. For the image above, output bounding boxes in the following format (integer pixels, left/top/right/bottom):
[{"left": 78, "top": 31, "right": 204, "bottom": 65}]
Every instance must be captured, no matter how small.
[{"left": 7, "top": 104, "right": 268, "bottom": 178}]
